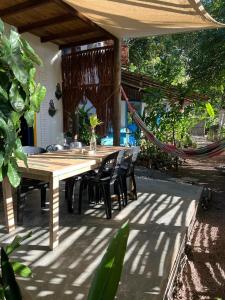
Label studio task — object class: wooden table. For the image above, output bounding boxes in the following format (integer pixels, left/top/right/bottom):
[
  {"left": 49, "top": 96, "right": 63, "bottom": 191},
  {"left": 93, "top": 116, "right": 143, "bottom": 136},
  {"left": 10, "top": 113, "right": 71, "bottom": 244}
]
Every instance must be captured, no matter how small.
[{"left": 2, "top": 146, "right": 123, "bottom": 250}]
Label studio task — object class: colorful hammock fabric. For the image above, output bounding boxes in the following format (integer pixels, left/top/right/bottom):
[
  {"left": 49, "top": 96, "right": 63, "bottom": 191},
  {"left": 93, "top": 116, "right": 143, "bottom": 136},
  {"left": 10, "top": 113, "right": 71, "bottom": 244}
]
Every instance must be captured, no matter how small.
[{"left": 121, "top": 87, "right": 225, "bottom": 159}]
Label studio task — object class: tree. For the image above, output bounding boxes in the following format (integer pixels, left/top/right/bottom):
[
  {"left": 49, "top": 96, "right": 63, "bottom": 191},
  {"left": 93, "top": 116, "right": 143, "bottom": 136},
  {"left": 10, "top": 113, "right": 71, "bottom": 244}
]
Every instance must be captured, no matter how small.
[{"left": 127, "top": 0, "right": 225, "bottom": 99}]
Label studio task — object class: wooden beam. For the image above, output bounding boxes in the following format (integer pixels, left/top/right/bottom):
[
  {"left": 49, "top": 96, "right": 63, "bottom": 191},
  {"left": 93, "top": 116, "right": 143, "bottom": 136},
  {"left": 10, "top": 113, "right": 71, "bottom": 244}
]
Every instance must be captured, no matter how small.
[
  {"left": 113, "top": 38, "right": 121, "bottom": 146},
  {"left": 0, "top": 0, "right": 51, "bottom": 17},
  {"left": 41, "top": 27, "right": 96, "bottom": 43},
  {"left": 54, "top": 0, "right": 115, "bottom": 40},
  {"left": 59, "top": 35, "right": 109, "bottom": 49},
  {"left": 18, "top": 14, "right": 75, "bottom": 33}
]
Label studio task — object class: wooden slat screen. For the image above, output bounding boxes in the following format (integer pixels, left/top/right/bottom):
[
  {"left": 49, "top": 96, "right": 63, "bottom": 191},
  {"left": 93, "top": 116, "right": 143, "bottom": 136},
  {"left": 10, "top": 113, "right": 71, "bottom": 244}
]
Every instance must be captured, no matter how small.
[{"left": 61, "top": 45, "right": 114, "bottom": 136}]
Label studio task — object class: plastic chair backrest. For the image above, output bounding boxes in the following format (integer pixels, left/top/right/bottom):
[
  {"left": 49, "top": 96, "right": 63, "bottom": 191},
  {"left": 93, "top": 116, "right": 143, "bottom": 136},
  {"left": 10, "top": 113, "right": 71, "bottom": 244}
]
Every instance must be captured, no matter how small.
[
  {"left": 112, "top": 150, "right": 125, "bottom": 179},
  {"left": 70, "top": 141, "right": 83, "bottom": 149},
  {"left": 121, "top": 149, "right": 133, "bottom": 170},
  {"left": 97, "top": 151, "right": 119, "bottom": 178},
  {"left": 22, "top": 146, "right": 46, "bottom": 156},
  {"left": 131, "top": 146, "right": 140, "bottom": 163},
  {"left": 46, "top": 144, "right": 64, "bottom": 152}
]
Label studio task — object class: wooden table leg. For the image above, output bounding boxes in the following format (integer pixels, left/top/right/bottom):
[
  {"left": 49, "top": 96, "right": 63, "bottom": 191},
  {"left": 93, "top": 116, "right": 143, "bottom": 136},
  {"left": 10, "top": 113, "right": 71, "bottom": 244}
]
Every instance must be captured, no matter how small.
[
  {"left": 49, "top": 176, "right": 59, "bottom": 250},
  {"left": 2, "top": 177, "right": 15, "bottom": 232}
]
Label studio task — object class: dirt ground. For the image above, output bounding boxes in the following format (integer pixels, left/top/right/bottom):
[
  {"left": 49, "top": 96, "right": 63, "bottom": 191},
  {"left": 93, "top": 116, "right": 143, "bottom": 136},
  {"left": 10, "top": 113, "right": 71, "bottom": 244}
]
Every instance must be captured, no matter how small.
[{"left": 171, "top": 154, "right": 225, "bottom": 300}]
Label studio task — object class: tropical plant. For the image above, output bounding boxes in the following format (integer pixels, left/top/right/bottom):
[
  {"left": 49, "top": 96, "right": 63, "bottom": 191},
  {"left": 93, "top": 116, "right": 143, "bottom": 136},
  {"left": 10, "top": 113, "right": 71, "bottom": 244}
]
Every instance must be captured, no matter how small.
[
  {"left": 87, "top": 222, "right": 129, "bottom": 300},
  {"left": 0, "top": 19, "right": 46, "bottom": 188},
  {"left": 78, "top": 105, "right": 92, "bottom": 145},
  {"left": 89, "top": 114, "right": 103, "bottom": 129},
  {"left": 0, "top": 232, "right": 32, "bottom": 300}
]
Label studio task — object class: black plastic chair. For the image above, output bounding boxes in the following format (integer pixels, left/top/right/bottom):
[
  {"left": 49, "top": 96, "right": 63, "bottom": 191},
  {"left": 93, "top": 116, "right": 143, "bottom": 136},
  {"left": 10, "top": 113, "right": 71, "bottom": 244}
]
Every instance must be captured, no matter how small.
[
  {"left": 17, "top": 146, "right": 48, "bottom": 225},
  {"left": 22, "top": 146, "right": 46, "bottom": 155},
  {"left": 46, "top": 144, "right": 64, "bottom": 152},
  {"left": 69, "top": 141, "right": 83, "bottom": 149},
  {"left": 119, "top": 146, "right": 140, "bottom": 205},
  {"left": 78, "top": 150, "right": 125, "bottom": 219}
]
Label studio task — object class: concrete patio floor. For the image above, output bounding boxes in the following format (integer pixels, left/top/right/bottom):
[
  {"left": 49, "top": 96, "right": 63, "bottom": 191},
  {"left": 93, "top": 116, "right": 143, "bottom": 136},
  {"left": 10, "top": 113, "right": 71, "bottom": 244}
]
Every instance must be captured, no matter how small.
[{"left": 0, "top": 177, "right": 202, "bottom": 300}]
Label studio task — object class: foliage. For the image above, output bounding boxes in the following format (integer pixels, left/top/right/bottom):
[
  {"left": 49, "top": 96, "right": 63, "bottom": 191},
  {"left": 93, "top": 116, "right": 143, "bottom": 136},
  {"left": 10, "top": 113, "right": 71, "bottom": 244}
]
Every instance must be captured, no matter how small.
[
  {"left": 128, "top": 36, "right": 188, "bottom": 86},
  {"left": 142, "top": 88, "right": 207, "bottom": 147},
  {"left": 89, "top": 114, "right": 103, "bottom": 129},
  {"left": 78, "top": 105, "right": 91, "bottom": 145},
  {"left": 0, "top": 232, "right": 32, "bottom": 300},
  {"left": 127, "top": 0, "right": 225, "bottom": 98},
  {"left": 138, "top": 140, "right": 182, "bottom": 170},
  {"left": 126, "top": 1, "right": 225, "bottom": 162},
  {"left": 0, "top": 20, "right": 46, "bottom": 187},
  {"left": 133, "top": 87, "right": 213, "bottom": 169},
  {"left": 205, "top": 102, "right": 215, "bottom": 118},
  {"left": 76, "top": 107, "right": 103, "bottom": 145},
  {"left": 87, "top": 222, "right": 129, "bottom": 300}
]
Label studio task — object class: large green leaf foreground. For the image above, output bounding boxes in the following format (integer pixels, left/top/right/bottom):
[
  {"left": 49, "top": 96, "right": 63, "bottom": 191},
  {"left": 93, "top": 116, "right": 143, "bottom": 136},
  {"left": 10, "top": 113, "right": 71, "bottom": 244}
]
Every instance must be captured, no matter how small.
[
  {"left": 0, "top": 232, "right": 32, "bottom": 300},
  {"left": 0, "top": 18, "right": 46, "bottom": 188},
  {"left": 87, "top": 222, "right": 129, "bottom": 300}
]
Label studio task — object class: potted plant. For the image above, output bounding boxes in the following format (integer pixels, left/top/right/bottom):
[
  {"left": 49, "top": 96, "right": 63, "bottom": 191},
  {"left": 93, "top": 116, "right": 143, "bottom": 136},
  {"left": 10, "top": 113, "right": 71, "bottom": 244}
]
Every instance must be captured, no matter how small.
[{"left": 89, "top": 114, "right": 103, "bottom": 152}]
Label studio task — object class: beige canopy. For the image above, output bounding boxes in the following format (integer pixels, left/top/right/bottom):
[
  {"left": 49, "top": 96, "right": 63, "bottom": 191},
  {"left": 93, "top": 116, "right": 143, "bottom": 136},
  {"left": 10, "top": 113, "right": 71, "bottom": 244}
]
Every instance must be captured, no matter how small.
[{"left": 63, "top": 0, "right": 224, "bottom": 38}]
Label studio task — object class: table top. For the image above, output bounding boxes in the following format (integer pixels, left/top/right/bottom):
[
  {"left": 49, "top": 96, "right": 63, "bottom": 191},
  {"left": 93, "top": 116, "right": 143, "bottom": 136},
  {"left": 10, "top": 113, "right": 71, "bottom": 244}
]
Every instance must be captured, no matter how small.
[{"left": 18, "top": 146, "right": 125, "bottom": 180}]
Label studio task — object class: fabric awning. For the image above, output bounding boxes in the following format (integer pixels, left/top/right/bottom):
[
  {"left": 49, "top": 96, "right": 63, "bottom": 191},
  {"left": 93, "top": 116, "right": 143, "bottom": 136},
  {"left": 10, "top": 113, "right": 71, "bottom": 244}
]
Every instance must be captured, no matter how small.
[{"left": 63, "top": 0, "right": 224, "bottom": 38}]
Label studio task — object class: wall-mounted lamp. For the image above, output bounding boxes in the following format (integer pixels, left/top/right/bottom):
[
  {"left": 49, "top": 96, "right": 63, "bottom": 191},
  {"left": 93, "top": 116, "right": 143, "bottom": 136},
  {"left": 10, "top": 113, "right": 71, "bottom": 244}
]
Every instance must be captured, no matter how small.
[
  {"left": 55, "top": 83, "right": 62, "bottom": 100},
  {"left": 48, "top": 99, "right": 56, "bottom": 117}
]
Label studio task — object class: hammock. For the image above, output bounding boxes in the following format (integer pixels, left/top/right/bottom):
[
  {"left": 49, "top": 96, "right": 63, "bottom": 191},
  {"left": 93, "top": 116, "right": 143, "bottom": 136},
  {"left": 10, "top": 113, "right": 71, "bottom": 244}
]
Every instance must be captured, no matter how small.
[{"left": 121, "top": 87, "right": 225, "bottom": 159}]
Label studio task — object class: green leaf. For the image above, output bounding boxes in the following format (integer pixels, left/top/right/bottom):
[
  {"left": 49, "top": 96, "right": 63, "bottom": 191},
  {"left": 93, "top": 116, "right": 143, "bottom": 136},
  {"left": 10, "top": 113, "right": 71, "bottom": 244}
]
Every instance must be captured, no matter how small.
[
  {"left": 28, "top": 69, "right": 36, "bottom": 95},
  {"left": 4, "top": 30, "right": 29, "bottom": 86},
  {"left": 0, "top": 18, "right": 4, "bottom": 34},
  {"left": 9, "top": 30, "right": 20, "bottom": 51},
  {"left": 0, "top": 287, "right": 5, "bottom": 300},
  {"left": 14, "top": 139, "right": 28, "bottom": 168},
  {"left": 10, "top": 262, "right": 32, "bottom": 278},
  {"left": 0, "top": 168, "right": 3, "bottom": 182},
  {"left": 20, "top": 38, "right": 42, "bottom": 66},
  {"left": 6, "top": 232, "right": 32, "bottom": 256},
  {"left": 0, "top": 85, "right": 8, "bottom": 102},
  {"left": 89, "top": 114, "right": 103, "bottom": 129},
  {"left": 87, "top": 222, "right": 129, "bottom": 300},
  {"left": 10, "top": 111, "right": 20, "bottom": 127},
  {"left": 24, "top": 110, "right": 34, "bottom": 127},
  {"left": 31, "top": 84, "right": 46, "bottom": 112},
  {"left": 0, "top": 117, "right": 7, "bottom": 133},
  {"left": 1, "top": 248, "right": 22, "bottom": 300},
  {"left": 205, "top": 102, "right": 215, "bottom": 118},
  {"left": 7, "top": 161, "right": 21, "bottom": 188},
  {"left": 0, "top": 152, "right": 4, "bottom": 168},
  {"left": 9, "top": 82, "right": 25, "bottom": 112}
]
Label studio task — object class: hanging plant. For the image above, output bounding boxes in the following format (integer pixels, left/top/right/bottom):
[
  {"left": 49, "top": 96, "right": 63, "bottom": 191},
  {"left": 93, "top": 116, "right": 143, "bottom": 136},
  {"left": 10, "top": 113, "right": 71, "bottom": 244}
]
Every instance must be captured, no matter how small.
[{"left": 0, "top": 19, "right": 46, "bottom": 188}]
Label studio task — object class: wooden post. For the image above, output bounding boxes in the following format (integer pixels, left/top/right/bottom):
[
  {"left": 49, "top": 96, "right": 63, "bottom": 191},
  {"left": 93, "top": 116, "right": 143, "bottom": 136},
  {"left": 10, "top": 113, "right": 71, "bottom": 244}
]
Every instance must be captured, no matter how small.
[
  {"left": 113, "top": 38, "right": 121, "bottom": 146},
  {"left": 49, "top": 176, "right": 59, "bottom": 250},
  {"left": 2, "top": 177, "right": 15, "bottom": 232}
]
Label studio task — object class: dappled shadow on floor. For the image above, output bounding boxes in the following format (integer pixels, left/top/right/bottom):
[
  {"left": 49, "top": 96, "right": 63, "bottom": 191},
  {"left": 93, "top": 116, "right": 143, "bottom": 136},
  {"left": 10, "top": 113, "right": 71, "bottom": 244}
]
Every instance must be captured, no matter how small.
[
  {"left": 172, "top": 155, "right": 225, "bottom": 299},
  {"left": 0, "top": 178, "right": 201, "bottom": 300}
]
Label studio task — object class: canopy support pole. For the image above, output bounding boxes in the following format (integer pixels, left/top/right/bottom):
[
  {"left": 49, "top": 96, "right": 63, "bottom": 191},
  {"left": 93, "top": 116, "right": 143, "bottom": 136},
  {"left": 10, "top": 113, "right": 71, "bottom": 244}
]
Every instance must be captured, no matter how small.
[{"left": 113, "top": 38, "right": 121, "bottom": 146}]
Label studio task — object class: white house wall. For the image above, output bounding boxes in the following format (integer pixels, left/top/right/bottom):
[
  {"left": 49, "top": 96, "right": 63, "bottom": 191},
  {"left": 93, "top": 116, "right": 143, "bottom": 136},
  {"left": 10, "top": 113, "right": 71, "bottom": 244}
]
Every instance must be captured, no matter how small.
[
  {"left": 5, "top": 23, "right": 63, "bottom": 148},
  {"left": 22, "top": 33, "right": 63, "bottom": 148}
]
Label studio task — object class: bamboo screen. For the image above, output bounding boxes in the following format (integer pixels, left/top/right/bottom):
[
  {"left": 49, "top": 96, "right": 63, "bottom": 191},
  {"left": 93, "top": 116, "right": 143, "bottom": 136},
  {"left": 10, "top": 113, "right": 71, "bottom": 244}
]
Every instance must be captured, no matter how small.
[{"left": 61, "top": 46, "right": 114, "bottom": 136}]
